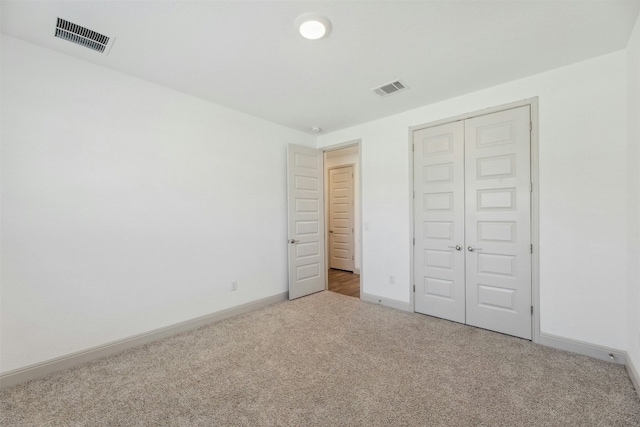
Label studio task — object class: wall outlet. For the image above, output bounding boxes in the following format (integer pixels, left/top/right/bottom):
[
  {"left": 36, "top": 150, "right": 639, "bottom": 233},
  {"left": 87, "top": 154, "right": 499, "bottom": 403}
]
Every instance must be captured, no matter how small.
[
  {"left": 389, "top": 275, "right": 396, "bottom": 285},
  {"left": 231, "top": 281, "right": 237, "bottom": 291}
]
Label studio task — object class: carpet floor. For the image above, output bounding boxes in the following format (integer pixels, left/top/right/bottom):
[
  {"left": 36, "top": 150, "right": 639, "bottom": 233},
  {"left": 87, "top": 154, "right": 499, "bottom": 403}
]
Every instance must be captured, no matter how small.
[{"left": 1, "top": 291, "right": 639, "bottom": 426}]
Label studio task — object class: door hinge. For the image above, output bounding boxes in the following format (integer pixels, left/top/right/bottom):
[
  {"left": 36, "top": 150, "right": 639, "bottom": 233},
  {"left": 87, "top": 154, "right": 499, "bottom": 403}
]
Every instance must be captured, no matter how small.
[
  {"left": 531, "top": 306, "right": 534, "bottom": 315},
  {"left": 530, "top": 182, "right": 533, "bottom": 193},
  {"left": 530, "top": 121, "right": 532, "bottom": 131},
  {"left": 530, "top": 244, "right": 533, "bottom": 254},
  {"left": 413, "top": 284, "right": 416, "bottom": 292}
]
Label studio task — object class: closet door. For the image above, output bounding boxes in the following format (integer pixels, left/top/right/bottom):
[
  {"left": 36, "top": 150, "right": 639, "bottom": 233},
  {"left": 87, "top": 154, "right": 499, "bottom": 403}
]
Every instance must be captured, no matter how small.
[
  {"left": 413, "top": 121, "right": 466, "bottom": 323},
  {"left": 464, "top": 106, "right": 532, "bottom": 339}
]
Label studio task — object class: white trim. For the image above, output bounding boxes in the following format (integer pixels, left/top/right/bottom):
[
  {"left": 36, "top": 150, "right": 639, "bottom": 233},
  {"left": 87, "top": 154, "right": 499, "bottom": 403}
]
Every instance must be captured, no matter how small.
[
  {"left": 530, "top": 99, "right": 541, "bottom": 343},
  {"left": 408, "top": 127, "right": 416, "bottom": 312},
  {"left": 361, "top": 292, "right": 412, "bottom": 312},
  {"left": 408, "top": 98, "right": 539, "bottom": 132},
  {"left": 323, "top": 150, "right": 329, "bottom": 291},
  {"left": 626, "top": 354, "right": 640, "bottom": 399},
  {"left": 408, "top": 98, "right": 540, "bottom": 343},
  {"left": 357, "top": 142, "right": 363, "bottom": 298},
  {"left": 537, "top": 332, "right": 626, "bottom": 364},
  {"left": 0, "top": 292, "right": 288, "bottom": 390},
  {"left": 323, "top": 139, "right": 361, "bottom": 153}
]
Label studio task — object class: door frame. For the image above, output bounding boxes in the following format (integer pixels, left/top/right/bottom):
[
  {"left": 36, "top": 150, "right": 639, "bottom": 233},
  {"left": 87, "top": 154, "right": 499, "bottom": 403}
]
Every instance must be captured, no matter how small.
[
  {"left": 408, "top": 97, "right": 540, "bottom": 342},
  {"left": 322, "top": 140, "right": 363, "bottom": 296}
]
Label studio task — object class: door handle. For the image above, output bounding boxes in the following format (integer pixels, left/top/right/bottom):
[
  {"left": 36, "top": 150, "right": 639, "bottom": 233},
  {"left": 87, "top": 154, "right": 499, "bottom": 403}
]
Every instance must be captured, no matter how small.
[
  {"left": 448, "top": 245, "right": 462, "bottom": 251},
  {"left": 329, "top": 230, "right": 334, "bottom": 234},
  {"left": 289, "top": 239, "right": 299, "bottom": 244},
  {"left": 467, "top": 245, "right": 483, "bottom": 252}
]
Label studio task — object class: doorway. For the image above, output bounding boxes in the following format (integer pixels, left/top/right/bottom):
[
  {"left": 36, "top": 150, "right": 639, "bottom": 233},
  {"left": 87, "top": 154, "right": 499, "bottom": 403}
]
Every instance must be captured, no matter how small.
[
  {"left": 324, "top": 145, "right": 361, "bottom": 298},
  {"left": 328, "top": 165, "right": 355, "bottom": 271}
]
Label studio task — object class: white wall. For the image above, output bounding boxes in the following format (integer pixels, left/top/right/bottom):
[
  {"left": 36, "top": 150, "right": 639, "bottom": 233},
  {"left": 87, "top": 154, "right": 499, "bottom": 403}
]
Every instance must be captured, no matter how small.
[
  {"left": 1, "top": 30, "right": 635, "bottom": 375},
  {"left": 0, "top": 36, "right": 315, "bottom": 373},
  {"left": 626, "top": 13, "right": 640, "bottom": 372},
  {"left": 325, "top": 148, "right": 360, "bottom": 271},
  {"left": 318, "top": 51, "right": 629, "bottom": 350}
]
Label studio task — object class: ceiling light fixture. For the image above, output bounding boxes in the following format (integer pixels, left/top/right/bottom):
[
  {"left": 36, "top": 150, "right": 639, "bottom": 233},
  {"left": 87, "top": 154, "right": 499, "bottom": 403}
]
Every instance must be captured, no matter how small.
[{"left": 295, "top": 14, "right": 332, "bottom": 40}]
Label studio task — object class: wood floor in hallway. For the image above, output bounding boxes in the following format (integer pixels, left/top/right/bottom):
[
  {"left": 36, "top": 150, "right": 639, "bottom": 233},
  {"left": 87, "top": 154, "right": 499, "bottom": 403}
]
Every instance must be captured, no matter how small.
[{"left": 328, "top": 268, "right": 360, "bottom": 298}]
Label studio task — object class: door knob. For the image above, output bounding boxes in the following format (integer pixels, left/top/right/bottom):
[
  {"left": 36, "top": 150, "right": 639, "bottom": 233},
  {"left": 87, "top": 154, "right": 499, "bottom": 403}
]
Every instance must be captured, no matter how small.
[
  {"left": 467, "top": 245, "right": 483, "bottom": 252},
  {"left": 448, "top": 245, "right": 462, "bottom": 251},
  {"left": 290, "top": 239, "right": 299, "bottom": 244}
]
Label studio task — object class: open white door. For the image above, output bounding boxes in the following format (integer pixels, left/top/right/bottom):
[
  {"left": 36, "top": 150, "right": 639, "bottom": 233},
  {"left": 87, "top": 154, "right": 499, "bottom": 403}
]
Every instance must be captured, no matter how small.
[{"left": 287, "top": 144, "right": 326, "bottom": 300}]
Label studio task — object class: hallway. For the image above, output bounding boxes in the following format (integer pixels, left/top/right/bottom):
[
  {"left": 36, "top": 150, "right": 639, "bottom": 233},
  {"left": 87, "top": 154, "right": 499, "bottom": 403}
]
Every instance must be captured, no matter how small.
[{"left": 327, "top": 269, "right": 360, "bottom": 298}]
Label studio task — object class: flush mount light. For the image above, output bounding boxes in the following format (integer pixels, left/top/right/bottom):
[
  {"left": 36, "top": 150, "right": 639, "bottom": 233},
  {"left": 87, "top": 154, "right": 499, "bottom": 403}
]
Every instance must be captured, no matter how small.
[{"left": 295, "top": 13, "right": 332, "bottom": 40}]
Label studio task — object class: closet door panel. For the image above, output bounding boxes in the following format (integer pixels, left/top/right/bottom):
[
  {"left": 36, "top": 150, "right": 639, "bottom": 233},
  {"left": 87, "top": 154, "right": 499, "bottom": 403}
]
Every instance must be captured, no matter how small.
[
  {"left": 464, "top": 106, "right": 532, "bottom": 339},
  {"left": 414, "top": 121, "right": 465, "bottom": 323}
]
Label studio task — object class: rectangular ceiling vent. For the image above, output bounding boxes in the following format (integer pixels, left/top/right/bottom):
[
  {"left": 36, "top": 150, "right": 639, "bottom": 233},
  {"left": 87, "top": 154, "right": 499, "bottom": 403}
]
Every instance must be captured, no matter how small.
[
  {"left": 373, "top": 80, "right": 408, "bottom": 97},
  {"left": 54, "top": 18, "right": 113, "bottom": 54}
]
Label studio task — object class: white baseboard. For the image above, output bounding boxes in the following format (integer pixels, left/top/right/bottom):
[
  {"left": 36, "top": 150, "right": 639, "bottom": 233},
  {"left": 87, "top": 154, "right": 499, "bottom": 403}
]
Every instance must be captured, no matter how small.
[
  {"left": 626, "top": 353, "right": 640, "bottom": 399},
  {"left": 361, "top": 292, "right": 412, "bottom": 312},
  {"left": 0, "top": 292, "right": 288, "bottom": 390},
  {"left": 537, "top": 332, "right": 626, "bottom": 364}
]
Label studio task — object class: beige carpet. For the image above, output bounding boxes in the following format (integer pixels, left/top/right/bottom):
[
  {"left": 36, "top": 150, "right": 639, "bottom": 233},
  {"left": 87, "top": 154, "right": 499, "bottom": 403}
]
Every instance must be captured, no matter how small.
[{"left": 1, "top": 291, "right": 639, "bottom": 426}]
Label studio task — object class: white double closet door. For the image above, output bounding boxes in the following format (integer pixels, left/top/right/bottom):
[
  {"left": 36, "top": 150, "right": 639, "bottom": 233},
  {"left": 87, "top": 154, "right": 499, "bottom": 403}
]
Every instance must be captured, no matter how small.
[{"left": 414, "top": 106, "right": 532, "bottom": 339}]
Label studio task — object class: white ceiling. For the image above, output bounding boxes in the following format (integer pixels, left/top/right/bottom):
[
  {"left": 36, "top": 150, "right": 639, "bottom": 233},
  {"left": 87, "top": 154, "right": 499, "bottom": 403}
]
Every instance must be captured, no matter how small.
[{"left": 2, "top": 1, "right": 639, "bottom": 134}]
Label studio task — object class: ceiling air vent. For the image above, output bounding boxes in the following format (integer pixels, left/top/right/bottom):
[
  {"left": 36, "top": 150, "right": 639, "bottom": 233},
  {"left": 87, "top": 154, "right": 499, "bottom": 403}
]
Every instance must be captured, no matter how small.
[
  {"left": 373, "top": 80, "right": 408, "bottom": 97},
  {"left": 54, "top": 18, "right": 113, "bottom": 54}
]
